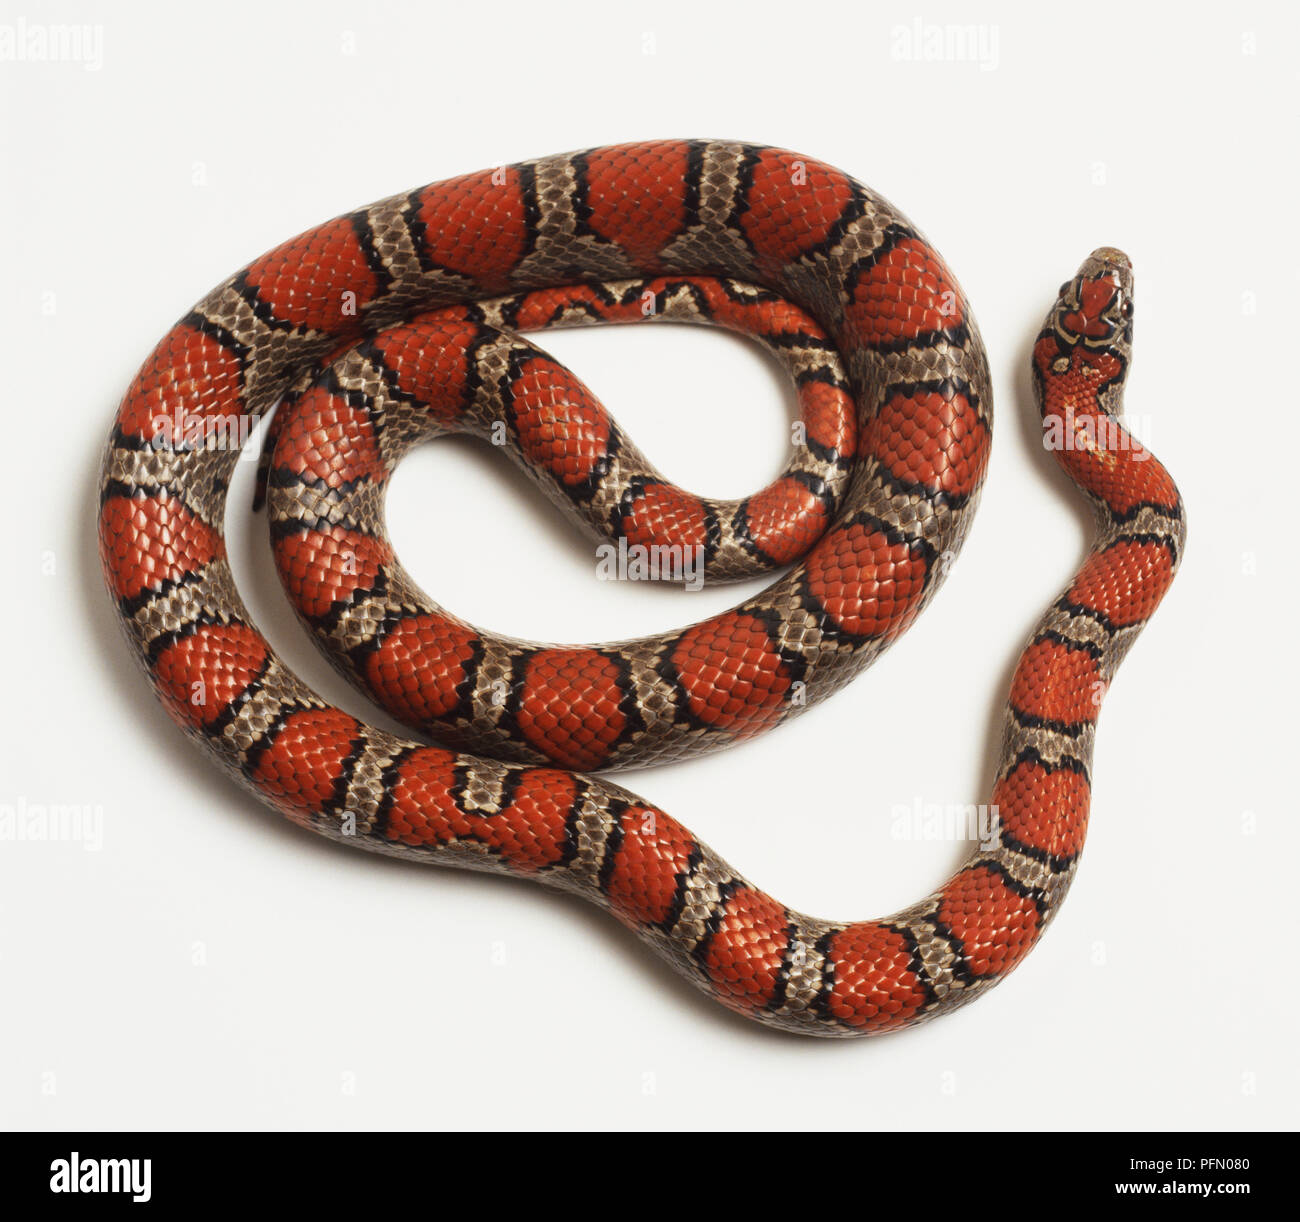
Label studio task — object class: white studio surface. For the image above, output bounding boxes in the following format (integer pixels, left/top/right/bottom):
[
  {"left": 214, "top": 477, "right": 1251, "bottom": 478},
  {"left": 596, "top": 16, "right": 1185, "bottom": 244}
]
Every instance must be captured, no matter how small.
[{"left": 0, "top": 0, "right": 1295, "bottom": 1131}]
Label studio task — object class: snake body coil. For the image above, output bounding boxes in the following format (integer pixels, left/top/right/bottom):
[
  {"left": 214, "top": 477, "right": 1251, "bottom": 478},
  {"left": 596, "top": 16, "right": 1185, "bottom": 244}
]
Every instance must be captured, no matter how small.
[{"left": 98, "top": 142, "right": 1184, "bottom": 1035}]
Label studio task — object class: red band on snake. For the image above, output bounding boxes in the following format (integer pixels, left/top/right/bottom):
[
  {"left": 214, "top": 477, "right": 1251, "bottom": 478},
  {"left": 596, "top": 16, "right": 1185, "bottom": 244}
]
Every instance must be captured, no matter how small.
[{"left": 97, "top": 142, "right": 1184, "bottom": 1035}]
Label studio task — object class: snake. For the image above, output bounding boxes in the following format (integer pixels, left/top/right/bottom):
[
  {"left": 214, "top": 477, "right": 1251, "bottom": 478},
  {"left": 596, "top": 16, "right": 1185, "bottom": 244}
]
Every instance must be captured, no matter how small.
[{"left": 97, "top": 141, "right": 1185, "bottom": 1036}]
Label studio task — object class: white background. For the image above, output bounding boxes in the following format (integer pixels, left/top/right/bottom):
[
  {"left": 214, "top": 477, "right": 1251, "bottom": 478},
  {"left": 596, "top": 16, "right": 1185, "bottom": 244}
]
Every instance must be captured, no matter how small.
[{"left": 2, "top": 0, "right": 1296, "bottom": 1132}]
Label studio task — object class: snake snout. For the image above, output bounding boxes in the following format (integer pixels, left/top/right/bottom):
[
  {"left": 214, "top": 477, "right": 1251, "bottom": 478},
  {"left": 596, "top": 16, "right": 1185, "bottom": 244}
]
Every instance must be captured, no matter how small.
[
  {"left": 1088, "top": 245, "right": 1130, "bottom": 269},
  {"left": 1079, "top": 246, "right": 1134, "bottom": 299}
]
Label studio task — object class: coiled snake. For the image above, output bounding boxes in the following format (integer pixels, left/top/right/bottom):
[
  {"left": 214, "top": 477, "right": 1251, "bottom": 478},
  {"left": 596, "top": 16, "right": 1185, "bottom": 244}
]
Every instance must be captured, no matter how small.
[{"left": 98, "top": 142, "right": 1185, "bottom": 1035}]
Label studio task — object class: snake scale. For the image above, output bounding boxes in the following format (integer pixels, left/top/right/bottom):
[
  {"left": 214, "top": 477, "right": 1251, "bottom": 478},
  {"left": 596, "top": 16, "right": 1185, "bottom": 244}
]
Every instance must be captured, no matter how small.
[{"left": 98, "top": 142, "right": 1184, "bottom": 1035}]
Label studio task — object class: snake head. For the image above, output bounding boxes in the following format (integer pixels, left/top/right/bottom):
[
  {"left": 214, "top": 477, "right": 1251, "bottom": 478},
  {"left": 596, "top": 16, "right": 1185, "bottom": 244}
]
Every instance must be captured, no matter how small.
[
  {"left": 1051, "top": 247, "right": 1134, "bottom": 352},
  {"left": 1032, "top": 248, "right": 1134, "bottom": 402}
]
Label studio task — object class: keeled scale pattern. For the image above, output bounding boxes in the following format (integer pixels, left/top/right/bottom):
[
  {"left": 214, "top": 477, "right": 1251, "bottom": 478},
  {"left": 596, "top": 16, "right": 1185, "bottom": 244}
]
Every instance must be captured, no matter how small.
[{"left": 98, "top": 146, "right": 1183, "bottom": 1035}]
